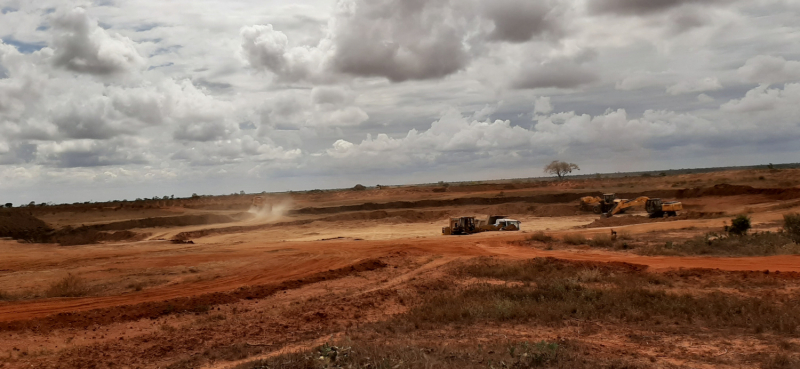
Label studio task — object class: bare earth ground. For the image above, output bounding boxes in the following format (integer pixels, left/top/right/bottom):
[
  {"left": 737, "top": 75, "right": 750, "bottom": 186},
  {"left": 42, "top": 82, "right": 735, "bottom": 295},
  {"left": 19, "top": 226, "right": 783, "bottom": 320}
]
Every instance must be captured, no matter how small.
[{"left": 1, "top": 168, "right": 800, "bottom": 368}]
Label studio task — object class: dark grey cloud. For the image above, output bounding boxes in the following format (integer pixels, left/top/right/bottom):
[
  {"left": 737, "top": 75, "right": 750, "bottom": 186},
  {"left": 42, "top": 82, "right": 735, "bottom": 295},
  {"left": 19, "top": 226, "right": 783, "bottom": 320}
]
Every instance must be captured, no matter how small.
[
  {"left": 192, "top": 79, "right": 233, "bottom": 91},
  {"left": 513, "top": 62, "right": 598, "bottom": 89},
  {"left": 53, "top": 106, "right": 126, "bottom": 140},
  {"left": 134, "top": 23, "right": 160, "bottom": 32},
  {"left": 311, "top": 86, "right": 349, "bottom": 105},
  {"left": 147, "top": 62, "right": 174, "bottom": 70},
  {"left": 667, "top": 8, "right": 711, "bottom": 34},
  {"left": 0, "top": 142, "right": 37, "bottom": 164},
  {"left": 52, "top": 7, "right": 144, "bottom": 75},
  {"left": 589, "top": 0, "right": 728, "bottom": 16},
  {"left": 110, "top": 89, "right": 164, "bottom": 126},
  {"left": 45, "top": 142, "right": 147, "bottom": 168},
  {"left": 330, "top": 0, "right": 470, "bottom": 82},
  {"left": 482, "top": 0, "right": 563, "bottom": 43}
]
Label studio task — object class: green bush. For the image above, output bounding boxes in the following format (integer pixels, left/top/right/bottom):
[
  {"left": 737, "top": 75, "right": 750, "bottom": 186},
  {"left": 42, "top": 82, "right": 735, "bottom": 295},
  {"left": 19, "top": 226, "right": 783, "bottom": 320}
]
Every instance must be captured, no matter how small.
[
  {"left": 785, "top": 213, "right": 800, "bottom": 244},
  {"left": 727, "top": 215, "right": 751, "bottom": 236}
]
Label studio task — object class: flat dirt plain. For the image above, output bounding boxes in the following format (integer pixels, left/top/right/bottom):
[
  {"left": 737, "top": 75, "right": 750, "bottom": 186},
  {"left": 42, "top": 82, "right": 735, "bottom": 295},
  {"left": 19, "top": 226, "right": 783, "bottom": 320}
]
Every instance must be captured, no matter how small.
[{"left": 2, "top": 168, "right": 800, "bottom": 368}]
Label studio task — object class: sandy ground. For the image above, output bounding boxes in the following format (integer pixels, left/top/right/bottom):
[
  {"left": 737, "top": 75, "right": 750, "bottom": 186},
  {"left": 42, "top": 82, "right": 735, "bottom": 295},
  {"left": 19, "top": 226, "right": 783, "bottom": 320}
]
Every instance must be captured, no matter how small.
[{"left": 1, "top": 168, "right": 800, "bottom": 368}]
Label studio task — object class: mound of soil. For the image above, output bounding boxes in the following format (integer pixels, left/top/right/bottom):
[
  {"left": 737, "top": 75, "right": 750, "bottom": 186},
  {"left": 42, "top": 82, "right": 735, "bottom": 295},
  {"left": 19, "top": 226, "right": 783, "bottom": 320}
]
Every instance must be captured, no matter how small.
[
  {"left": 582, "top": 211, "right": 726, "bottom": 228},
  {"left": 0, "top": 211, "right": 152, "bottom": 245},
  {"left": 83, "top": 214, "right": 242, "bottom": 232},
  {"left": 54, "top": 229, "right": 150, "bottom": 246},
  {"left": 0, "top": 211, "right": 53, "bottom": 241},
  {"left": 583, "top": 216, "right": 656, "bottom": 228},
  {"left": 531, "top": 204, "right": 579, "bottom": 217}
]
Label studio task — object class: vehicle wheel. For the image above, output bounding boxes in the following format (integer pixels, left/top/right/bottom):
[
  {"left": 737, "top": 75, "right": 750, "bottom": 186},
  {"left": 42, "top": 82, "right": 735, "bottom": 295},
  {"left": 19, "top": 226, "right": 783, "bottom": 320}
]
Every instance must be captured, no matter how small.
[
  {"left": 667, "top": 211, "right": 677, "bottom": 217},
  {"left": 592, "top": 205, "right": 602, "bottom": 214}
]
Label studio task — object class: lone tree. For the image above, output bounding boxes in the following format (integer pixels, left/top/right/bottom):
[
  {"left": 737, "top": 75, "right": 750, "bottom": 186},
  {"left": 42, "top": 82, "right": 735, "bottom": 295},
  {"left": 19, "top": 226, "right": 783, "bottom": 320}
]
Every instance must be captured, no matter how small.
[{"left": 544, "top": 160, "right": 580, "bottom": 180}]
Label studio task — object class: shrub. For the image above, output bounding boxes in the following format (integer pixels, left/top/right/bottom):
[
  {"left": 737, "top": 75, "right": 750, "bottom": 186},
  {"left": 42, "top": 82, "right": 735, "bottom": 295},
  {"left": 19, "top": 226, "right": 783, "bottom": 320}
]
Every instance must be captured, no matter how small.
[
  {"left": 352, "top": 184, "right": 367, "bottom": 191},
  {"left": 726, "top": 215, "right": 751, "bottom": 236},
  {"left": 589, "top": 234, "right": 614, "bottom": 248},
  {"left": 785, "top": 213, "right": 800, "bottom": 244},
  {"left": 45, "top": 274, "right": 91, "bottom": 298},
  {"left": 526, "top": 231, "right": 554, "bottom": 243},
  {"left": 562, "top": 233, "right": 587, "bottom": 245}
]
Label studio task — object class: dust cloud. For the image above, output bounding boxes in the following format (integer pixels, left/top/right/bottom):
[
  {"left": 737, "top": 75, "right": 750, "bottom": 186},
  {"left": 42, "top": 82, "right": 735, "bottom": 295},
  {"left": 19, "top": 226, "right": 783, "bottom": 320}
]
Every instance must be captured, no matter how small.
[{"left": 248, "top": 197, "right": 293, "bottom": 222}]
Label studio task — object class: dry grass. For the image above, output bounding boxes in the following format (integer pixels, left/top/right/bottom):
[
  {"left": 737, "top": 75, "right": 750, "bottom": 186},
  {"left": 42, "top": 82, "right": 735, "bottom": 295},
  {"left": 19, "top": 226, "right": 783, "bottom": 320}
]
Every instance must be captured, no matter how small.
[
  {"left": 561, "top": 233, "right": 587, "bottom": 245},
  {"left": 401, "top": 282, "right": 800, "bottom": 334},
  {"left": 638, "top": 232, "right": 800, "bottom": 256},
  {"left": 237, "top": 340, "right": 644, "bottom": 369},
  {"left": 526, "top": 231, "right": 554, "bottom": 243},
  {"left": 785, "top": 213, "right": 800, "bottom": 244},
  {"left": 589, "top": 234, "right": 615, "bottom": 248},
  {"left": 45, "top": 274, "right": 91, "bottom": 298},
  {"left": 169, "top": 343, "right": 265, "bottom": 369},
  {"left": 437, "top": 258, "right": 800, "bottom": 334}
]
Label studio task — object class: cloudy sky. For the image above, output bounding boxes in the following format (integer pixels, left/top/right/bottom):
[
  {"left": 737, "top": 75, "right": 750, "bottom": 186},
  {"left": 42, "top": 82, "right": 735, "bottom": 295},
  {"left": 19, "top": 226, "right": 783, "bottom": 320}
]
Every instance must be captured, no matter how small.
[{"left": 1, "top": 0, "right": 799, "bottom": 204}]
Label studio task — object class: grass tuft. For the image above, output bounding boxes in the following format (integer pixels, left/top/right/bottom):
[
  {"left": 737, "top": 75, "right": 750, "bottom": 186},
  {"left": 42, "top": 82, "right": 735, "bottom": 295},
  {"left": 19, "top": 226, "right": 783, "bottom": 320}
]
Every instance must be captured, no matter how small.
[
  {"left": 526, "top": 231, "right": 554, "bottom": 243},
  {"left": 562, "top": 233, "right": 587, "bottom": 245},
  {"left": 589, "top": 234, "right": 615, "bottom": 248},
  {"left": 236, "top": 339, "right": 641, "bottom": 369},
  {"left": 45, "top": 274, "right": 91, "bottom": 298}
]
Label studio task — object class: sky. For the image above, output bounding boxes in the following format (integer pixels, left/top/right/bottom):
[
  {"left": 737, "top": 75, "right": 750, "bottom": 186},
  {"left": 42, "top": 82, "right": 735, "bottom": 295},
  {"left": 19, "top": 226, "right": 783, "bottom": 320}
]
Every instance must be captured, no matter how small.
[{"left": 0, "top": 0, "right": 799, "bottom": 205}]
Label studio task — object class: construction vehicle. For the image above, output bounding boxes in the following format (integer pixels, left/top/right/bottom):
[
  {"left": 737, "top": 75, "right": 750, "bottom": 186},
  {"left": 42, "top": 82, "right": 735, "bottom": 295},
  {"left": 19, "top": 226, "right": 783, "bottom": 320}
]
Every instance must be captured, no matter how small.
[
  {"left": 604, "top": 196, "right": 683, "bottom": 218},
  {"left": 492, "top": 218, "right": 521, "bottom": 231},
  {"left": 252, "top": 196, "right": 271, "bottom": 211},
  {"left": 442, "top": 215, "right": 521, "bottom": 235},
  {"left": 476, "top": 215, "right": 509, "bottom": 229},
  {"left": 442, "top": 217, "right": 478, "bottom": 235},
  {"left": 581, "top": 194, "right": 621, "bottom": 214}
]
